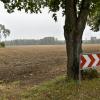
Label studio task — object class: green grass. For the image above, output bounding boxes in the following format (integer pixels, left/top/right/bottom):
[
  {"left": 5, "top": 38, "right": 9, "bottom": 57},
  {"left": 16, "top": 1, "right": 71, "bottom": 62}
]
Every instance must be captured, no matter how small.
[{"left": 0, "top": 76, "right": 100, "bottom": 100}]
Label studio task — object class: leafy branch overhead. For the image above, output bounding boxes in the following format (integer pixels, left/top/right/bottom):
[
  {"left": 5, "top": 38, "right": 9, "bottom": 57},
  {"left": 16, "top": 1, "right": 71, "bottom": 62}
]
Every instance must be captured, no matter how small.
[
  {"left": 0, "top": 0, "right": 100, "bottom": 30},
  {"left": 88, "top": 0, "right": 100, "bottom": 31}
]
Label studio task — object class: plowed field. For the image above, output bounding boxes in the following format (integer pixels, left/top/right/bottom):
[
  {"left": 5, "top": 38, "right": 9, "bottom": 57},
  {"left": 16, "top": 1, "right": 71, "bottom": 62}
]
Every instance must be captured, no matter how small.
[{"left": 0, "top": 44, "right": 100, "bottom": 85}]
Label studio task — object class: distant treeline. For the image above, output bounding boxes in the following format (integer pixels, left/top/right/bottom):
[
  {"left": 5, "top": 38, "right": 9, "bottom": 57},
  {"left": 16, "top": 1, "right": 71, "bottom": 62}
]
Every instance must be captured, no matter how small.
[
  {"left": 83, "top": 39, "right": 100, "bottom": 44},
  {"left": 5, "top": 37, "right": 65, "bottom": 46},
  {"left": 4, "top": 37, "right": 100, "bottom": 46}
]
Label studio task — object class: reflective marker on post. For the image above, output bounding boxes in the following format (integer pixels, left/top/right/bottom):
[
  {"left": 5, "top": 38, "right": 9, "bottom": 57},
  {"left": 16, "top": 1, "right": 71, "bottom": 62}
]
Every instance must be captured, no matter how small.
[
  {"left": 79, "top": 53, "right": 100, "bottom": 84},
  {"left": 80, "top": 53, "right": 100, "bottom": 69}
]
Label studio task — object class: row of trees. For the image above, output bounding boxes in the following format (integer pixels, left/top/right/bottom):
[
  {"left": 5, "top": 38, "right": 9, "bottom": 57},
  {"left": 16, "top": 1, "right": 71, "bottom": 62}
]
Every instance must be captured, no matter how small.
[
  {"left": 5, "top": 37, "right": 100, "bottom": 46},
  {"left": 1, "top": 0, "right": 100, "bottom": 79},
  {"left": 5, "top": 37, "right": 64, "bottom": 46},
  {"left": 83, "top": 39, "right": 100, "bottom": 44}
]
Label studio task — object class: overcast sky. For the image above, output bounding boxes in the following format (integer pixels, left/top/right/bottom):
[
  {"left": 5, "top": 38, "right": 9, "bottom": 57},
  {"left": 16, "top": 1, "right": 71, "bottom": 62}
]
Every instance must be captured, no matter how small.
[{"left": 0, "top": 2, "right": 100, "bottom": 41}]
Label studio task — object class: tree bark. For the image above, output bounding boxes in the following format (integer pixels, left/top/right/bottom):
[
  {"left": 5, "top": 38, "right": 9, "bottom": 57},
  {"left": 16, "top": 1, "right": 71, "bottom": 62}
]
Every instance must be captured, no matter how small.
[
  {"left": 64, "top": 28, "right": 82, "bottom": 79},
  {"left": 63, "top": 0, "right": 91, "bottom": 80}
]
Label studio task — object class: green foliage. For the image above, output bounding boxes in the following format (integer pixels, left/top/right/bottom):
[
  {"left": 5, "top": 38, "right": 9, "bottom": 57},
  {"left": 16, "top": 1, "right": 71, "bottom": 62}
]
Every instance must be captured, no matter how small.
[
  {"left": 1, "top": 75, "right": 99, "bottom": 100},
  {"left": 0, "top": 42, "right": 5, "bottom": 48},
  {"left": 0, "top": 24, "right": 10, "bottom": 40},
  {"left": 47, "top": 0, "right": 60, "bottom": 12},
  {"left": 21, "top": 76, "right": 100, "bottom": 100},
  {"left": 3, "top": 0, "right": 45, "bottom": 13},
  {"left": 0, "top": 0, "right": 10, "bottom": 3},
  {"left": 81, "top": 69, "right": 99, "bottom": 80},
  {"left": 88, "top": 0, "right": 100, "bottom": 31},
  {"left": 1, "top": 0, "right": 100, "bottom": 29}
]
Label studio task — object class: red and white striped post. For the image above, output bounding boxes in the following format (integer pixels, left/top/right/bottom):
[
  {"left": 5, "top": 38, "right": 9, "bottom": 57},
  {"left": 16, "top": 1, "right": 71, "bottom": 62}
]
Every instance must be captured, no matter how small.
[{"left": 79, "top": 53, "right": 100, "bottom": 83}]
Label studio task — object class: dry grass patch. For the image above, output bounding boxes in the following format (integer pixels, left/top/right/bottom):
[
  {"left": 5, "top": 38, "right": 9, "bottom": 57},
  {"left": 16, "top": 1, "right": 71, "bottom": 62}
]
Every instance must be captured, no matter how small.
[{"left": 0, "top": 76, "right": 100, "bottom": 100}]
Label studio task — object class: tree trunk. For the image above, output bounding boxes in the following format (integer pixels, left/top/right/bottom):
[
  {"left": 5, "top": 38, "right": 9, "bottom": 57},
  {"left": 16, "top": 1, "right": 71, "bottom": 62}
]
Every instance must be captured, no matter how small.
[
  {"left": 64, "top": 29, "right": 82, "bottom": 79},
  {"left": 63, "top": 0, "right": 91, "bottom": 80}
]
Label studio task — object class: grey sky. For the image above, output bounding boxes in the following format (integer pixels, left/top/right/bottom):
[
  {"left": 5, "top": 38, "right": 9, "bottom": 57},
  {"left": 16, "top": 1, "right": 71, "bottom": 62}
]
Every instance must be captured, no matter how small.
[{"left": 0, "top": 2, "right": 100, "bottom": 41}]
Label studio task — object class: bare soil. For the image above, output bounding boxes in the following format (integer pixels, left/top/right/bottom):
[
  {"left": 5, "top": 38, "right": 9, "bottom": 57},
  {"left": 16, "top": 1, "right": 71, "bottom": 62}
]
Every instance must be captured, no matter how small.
[
  {"left": 0, "top": 45, "right": 67, "bottom": 85},
  {"left": 0, "top": 44, "right": 100, "bottom": 85}
]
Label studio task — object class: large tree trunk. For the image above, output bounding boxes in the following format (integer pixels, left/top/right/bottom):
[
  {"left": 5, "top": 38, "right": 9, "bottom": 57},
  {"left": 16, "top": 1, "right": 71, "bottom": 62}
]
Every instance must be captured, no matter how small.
[
  {"left": 63, "top": 0, "right": 91, "bottom": 80},
  {"left": 64, "top": 29, "right": 82, "bottom": 79}
]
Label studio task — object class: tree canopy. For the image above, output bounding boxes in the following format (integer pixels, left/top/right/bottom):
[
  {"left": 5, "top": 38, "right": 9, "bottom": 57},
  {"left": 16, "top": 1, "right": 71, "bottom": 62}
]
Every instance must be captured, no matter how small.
[{"left": 1, "top": 0, "right": 100, "bottom": 31}]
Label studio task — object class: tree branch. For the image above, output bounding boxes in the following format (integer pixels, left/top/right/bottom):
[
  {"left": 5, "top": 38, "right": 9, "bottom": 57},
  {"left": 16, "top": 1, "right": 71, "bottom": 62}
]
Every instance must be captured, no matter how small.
[{"left": 77, "top": 0, "right": 91, "bottom": 34}]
